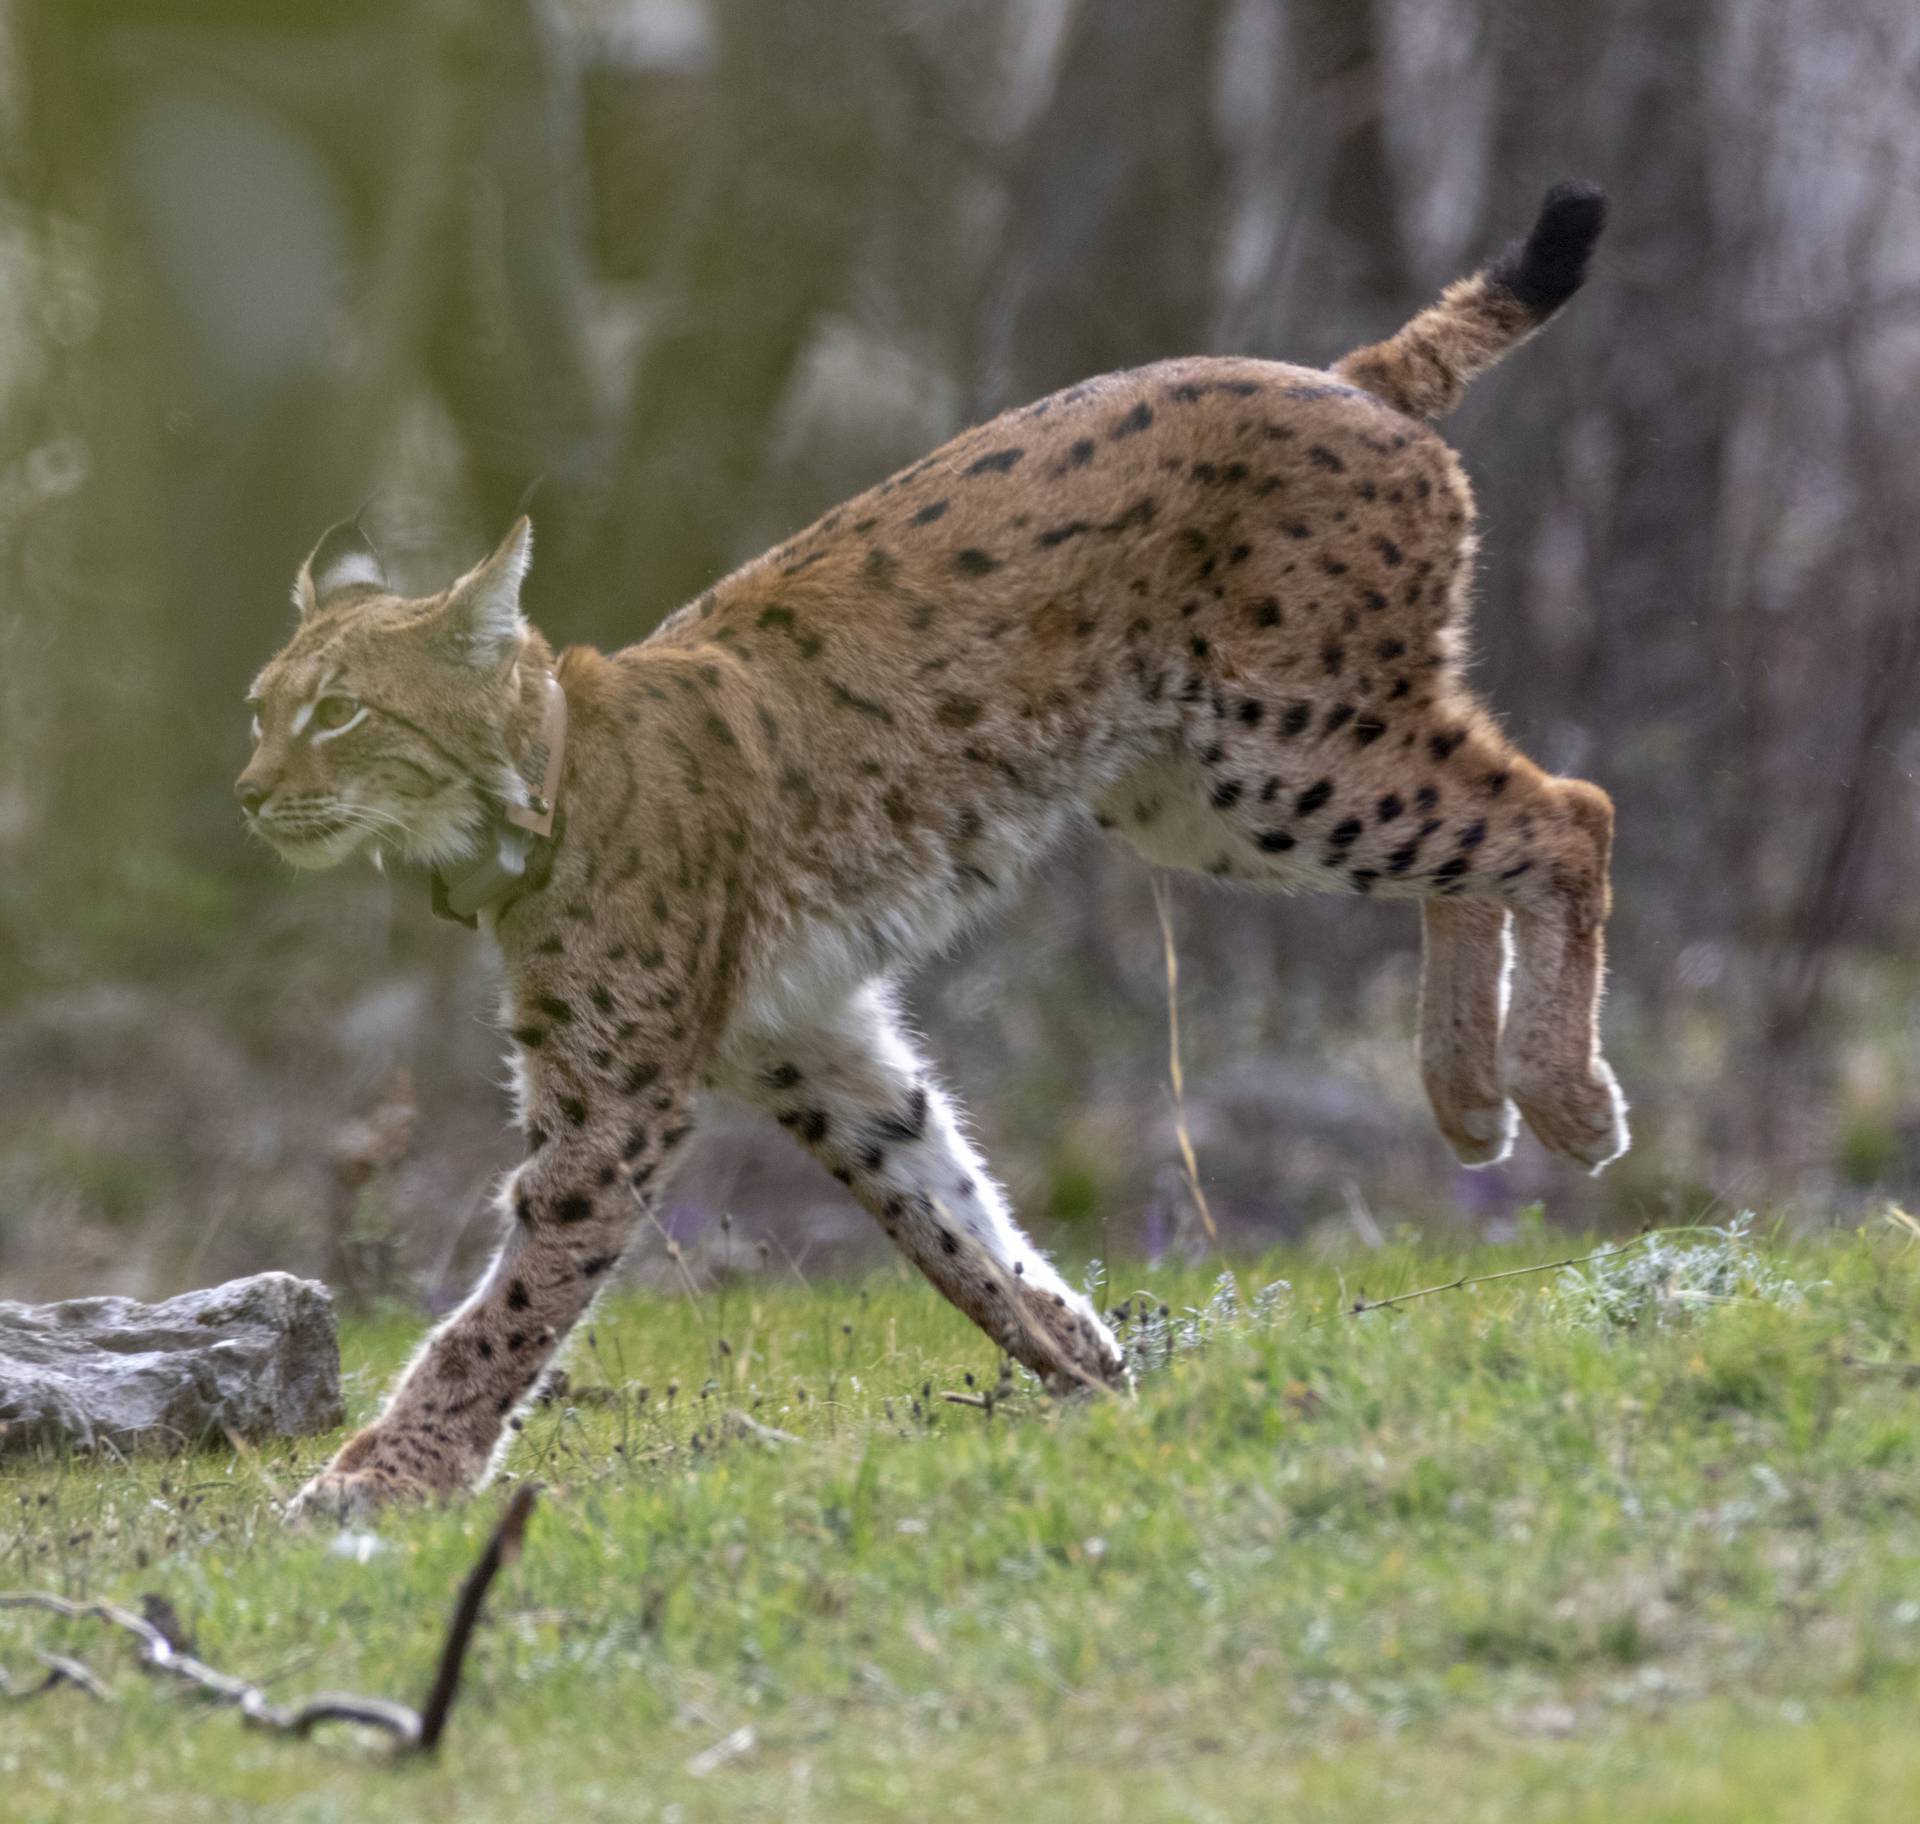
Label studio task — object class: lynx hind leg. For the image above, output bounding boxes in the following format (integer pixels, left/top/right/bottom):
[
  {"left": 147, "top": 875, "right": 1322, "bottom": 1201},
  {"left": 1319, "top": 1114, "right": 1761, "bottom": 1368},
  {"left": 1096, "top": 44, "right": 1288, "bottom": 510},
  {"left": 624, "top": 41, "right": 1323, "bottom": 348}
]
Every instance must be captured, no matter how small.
[
  {"left": 720, "top": 982, "right": 1125, "bottom": 1392},
  {"left": 1103, "top": 712, "right": 1627, "bottom": 1171},
  {"left": 1499, "top": 776, "right": 1629, "bottom": 1172},
  {"left": 1419, "top": 900, "right": 1517, "bottom": 1167}
]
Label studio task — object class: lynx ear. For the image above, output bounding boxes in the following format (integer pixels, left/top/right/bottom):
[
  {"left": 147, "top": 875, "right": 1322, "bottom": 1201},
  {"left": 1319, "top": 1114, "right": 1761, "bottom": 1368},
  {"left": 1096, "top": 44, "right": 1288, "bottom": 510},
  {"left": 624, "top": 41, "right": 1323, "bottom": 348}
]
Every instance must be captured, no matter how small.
[
  {"left": 443, "top": 516, "right": 532, "bottom": 670},
  {"left": 295, "top": 521, "right": 388, "bottom": 618}
]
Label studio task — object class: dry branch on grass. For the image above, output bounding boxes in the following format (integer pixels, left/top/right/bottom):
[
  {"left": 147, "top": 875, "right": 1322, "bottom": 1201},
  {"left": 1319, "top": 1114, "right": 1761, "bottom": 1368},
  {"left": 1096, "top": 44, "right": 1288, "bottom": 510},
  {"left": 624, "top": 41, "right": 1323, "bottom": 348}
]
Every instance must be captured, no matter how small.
[
  {"left": 1150, "top": 874, "right": 1218, "bottom": 1247},
  {"left": 0, "top": 1484, "right": 537, "bottom": 1753}
]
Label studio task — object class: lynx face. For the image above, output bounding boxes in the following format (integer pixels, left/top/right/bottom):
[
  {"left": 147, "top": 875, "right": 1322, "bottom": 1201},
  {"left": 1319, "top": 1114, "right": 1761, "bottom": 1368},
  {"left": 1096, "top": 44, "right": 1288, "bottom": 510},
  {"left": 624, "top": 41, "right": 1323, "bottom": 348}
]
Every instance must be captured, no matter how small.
[{"left": 237, "top": 521, "right": 535, "bottom": 870}]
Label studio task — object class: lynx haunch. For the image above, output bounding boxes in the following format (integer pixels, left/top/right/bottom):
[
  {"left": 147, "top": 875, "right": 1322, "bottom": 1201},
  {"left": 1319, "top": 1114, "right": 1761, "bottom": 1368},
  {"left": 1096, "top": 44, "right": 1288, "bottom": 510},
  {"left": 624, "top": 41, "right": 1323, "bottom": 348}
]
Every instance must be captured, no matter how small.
[{"left": 238, "top": 183, "right": 1627, "bottom": 1515}]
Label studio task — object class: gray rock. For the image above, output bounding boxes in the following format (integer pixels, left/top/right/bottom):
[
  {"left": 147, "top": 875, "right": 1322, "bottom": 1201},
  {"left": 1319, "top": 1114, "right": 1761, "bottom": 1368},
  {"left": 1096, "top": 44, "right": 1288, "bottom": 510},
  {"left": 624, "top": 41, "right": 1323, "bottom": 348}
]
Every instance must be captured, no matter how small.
[{"left": 0, "top": 1272, "right": 343, "bottom": 1453}]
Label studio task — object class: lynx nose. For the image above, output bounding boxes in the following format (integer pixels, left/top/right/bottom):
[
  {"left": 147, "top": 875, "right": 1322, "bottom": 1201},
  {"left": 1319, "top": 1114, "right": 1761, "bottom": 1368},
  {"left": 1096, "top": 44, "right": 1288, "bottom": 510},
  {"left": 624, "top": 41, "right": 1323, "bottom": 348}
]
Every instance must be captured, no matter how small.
[{"left": 235, "top": 770, "right": 273, "bottom": 817}]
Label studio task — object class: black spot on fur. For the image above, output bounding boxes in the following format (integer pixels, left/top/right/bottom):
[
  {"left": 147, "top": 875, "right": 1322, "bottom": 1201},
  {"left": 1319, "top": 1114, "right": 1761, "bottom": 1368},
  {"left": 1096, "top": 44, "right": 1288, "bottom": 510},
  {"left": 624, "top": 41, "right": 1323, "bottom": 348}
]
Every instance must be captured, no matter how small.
[
  {"left": 511, "top": 1026, "right": 546, "bottom": 1049},
  {"left": 558, "top": 1095, "right": 589, "bottom": 1128},
  {"left": 534, "top": 995, "right": 573, "bottom": 1024},
  {"left": 623, "top": 1060, "right": 662, "bottom": 1096},
  {"left": 1307, "top": 444, "right": 1346, "bottom": 473},
  {"left": 506, "top": 1279, "right": 530, "bottom": 1312},
  {"left": 1323, "top": 703, "right": 1355, "bottom": 734},
  {"left": 1280, "top": 702, "right": 1312, "bottom": 737},
  {"left": 1110, "top": 401, "right": 1153, "bottom": 439},
  {"left": 936, "top": 695, "right": 985, "bottom": 729},
  {"left": 965, "top": 447, "right": 1024, "bottom": 477},
  {"left": 1067, "top": 438, "right": 1096, "bottom": 468},
  {"left": 1211, "top": 779, "right": 1243, "bottom": 809},
  {"left": 1257, "top": 830, "right": 1296, "bottom": 852},
  {"left": 1296, "top": 780, "right": 1333, "bottom": 817},
  {"left": 1353, "top": 714, "right": 1388, "bottom": 747},
  {"left": 1429, "top": 729, "right": 1466, "bottom": 762},
  {"left": 953, "top": 548, "right": 1000, "bottom": 577},
  {"left": 912, "top": 499, "right": 949, "bottom": 527},
  {"left": 1377, "top": 792, "right": 1404, "bottom": 823},
  {"left": 876, "top": 1087, "right": 929, "bottom": 1144},
  {"left": 556, "top": 1194, "right": 593, "bottom": 1224},
  {"left": 829, "top": 679, "right": 897, "bottom": 723}
]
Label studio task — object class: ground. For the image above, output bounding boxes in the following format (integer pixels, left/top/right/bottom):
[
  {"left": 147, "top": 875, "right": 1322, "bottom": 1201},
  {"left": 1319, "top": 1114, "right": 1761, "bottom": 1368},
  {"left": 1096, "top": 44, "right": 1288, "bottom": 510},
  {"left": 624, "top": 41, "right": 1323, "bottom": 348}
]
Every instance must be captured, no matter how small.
[{"left": 3, "top": 1223, "right": 1918, "bottom": 1822}]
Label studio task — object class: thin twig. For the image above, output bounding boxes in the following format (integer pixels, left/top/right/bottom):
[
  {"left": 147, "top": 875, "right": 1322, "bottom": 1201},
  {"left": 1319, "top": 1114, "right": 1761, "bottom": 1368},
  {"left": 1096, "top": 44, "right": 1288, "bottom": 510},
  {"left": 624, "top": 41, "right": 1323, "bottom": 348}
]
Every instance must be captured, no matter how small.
[
  {"left": 415, "top": 1482, "right": 538, "bottom": 1752},
  {"left": 0, "top": 1483, "right": 539, "bottom": 1752},
  {"left": 726, "top": 1409, "right": 803, "bottom": 1448},
  {"left": 1326, "top": 1232, "right": 1660, "bottom": 1322},
  {"left": 12, "top": 1652, "right": 114, "bottom": 1704},
  {"left": 1150, "top": 874, "right": 1218, "bottom": 1245},
  {"left": 0, "top": 1589, "right": 417, "bottom": 1737}
]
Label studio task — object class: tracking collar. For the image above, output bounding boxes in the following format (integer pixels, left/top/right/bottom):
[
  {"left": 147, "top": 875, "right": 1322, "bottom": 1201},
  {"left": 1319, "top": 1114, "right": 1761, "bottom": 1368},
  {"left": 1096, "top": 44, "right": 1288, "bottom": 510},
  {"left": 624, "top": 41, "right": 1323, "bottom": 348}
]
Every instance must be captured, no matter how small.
[{"left": 430, "top": 673, "right": 568, "bottom": 927}]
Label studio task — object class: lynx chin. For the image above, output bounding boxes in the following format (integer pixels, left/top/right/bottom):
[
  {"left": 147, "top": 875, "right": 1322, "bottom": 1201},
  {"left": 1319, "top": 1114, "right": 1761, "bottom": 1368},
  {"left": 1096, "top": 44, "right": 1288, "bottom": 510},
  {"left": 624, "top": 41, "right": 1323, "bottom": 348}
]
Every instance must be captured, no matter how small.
[{"left": 239, "top": 182, "right": 1627, "bottom": 1516}]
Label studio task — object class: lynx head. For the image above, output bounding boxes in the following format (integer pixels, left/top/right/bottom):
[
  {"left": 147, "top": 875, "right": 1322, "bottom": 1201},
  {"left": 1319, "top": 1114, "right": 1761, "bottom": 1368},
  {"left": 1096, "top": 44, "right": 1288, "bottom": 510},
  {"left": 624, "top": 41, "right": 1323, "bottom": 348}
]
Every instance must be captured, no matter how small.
[{"left": 237, "top": 517, "right": 537, "bottom": 870}]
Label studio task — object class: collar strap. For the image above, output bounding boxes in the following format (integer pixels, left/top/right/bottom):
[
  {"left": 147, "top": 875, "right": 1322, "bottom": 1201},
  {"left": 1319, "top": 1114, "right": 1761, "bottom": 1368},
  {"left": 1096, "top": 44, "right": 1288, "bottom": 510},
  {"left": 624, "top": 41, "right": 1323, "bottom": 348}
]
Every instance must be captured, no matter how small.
[{"left": 431, "top": 673, "right": 568, "bottom": 927}]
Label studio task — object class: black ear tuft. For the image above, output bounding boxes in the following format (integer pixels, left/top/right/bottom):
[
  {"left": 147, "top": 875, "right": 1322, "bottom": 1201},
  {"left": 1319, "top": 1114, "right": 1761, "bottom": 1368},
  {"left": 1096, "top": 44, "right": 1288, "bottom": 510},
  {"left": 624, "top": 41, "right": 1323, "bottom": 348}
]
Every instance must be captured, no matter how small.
[
  {"left": 302, "top": 521, "right": 389, "bottom": 610},
  {"left": 1489, "top": 181, "right": 1609, "bottom": 319}
]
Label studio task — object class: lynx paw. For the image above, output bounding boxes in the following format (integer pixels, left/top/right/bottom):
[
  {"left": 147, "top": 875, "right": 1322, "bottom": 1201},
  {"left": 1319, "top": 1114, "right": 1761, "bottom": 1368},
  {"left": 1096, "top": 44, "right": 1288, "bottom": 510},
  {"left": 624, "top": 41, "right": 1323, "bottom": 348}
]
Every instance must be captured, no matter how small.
[
  {"left": 1509, "top": 1056, "right": 1629, "bottom": 1173},
  {"left": 1425, "top": 1085, "right": 1519, "bottom": 1169},
  {"left": 284, "top": 1460, "right": 439, "bottom": 1525},
  {"left": 283, "top": 1428, "right": 450, "bottom": 1524}
]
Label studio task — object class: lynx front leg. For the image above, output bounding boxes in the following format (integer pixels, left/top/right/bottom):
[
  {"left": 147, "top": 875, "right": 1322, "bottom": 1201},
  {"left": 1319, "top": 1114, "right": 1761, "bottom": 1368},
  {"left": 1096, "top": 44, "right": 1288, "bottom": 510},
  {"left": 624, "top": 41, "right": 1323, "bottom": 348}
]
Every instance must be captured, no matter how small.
[
  {"left": 1418, "top": 901, "right": 1517, "bottom": 1167},
  {"left": 290, "top": 1078, "right": 693, "bottom": 1519},
  {"left": 722, "top": 982, "right": 1124, "bottom": 1392}
]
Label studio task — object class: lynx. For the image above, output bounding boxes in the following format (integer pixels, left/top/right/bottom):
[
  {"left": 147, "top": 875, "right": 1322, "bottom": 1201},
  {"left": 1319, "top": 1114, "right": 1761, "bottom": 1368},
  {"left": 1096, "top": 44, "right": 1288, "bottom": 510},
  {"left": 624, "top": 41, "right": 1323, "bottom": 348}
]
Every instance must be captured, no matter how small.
[{"left": 238, "top": 183, "right": 1626, "bottom": 1515}]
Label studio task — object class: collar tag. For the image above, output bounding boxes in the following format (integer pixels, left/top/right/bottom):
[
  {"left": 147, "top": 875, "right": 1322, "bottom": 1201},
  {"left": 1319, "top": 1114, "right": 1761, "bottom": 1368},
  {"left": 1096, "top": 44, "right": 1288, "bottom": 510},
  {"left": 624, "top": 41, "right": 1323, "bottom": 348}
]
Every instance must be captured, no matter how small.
[{"left": 503, "top": 676, "right": 567, "bottom": 840}]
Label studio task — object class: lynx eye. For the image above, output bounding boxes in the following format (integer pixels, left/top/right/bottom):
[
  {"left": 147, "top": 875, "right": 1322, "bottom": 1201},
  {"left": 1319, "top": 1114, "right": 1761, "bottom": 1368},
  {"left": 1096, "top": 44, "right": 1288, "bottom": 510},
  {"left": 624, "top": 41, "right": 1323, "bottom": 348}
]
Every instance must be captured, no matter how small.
[{"left": 311, "top": 695, "right": 361, "bottom": 733}]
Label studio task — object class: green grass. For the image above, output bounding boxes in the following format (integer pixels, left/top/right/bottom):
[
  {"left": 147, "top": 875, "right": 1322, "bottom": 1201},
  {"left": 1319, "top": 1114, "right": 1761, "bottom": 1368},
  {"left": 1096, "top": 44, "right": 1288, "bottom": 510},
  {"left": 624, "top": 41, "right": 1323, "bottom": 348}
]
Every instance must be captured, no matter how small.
[{"left": 4, "top": 1225, "right": 1919, "bottom": 1822}]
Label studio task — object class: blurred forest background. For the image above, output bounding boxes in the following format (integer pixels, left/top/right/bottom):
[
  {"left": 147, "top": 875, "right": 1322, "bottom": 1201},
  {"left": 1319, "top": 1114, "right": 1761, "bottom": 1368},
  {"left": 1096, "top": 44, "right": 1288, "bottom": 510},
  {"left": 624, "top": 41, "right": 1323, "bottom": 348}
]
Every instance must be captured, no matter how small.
[{"left": 3, "top": 0, "right": 1919, "bottom": 1302}]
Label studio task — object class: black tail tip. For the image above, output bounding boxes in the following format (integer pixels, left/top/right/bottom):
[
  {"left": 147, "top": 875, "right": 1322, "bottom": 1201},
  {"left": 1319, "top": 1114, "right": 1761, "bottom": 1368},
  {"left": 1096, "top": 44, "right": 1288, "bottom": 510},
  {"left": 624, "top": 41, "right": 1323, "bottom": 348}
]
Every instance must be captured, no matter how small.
[{"left": 1490, "top": 180, "right": 1609, "bottom": 318}]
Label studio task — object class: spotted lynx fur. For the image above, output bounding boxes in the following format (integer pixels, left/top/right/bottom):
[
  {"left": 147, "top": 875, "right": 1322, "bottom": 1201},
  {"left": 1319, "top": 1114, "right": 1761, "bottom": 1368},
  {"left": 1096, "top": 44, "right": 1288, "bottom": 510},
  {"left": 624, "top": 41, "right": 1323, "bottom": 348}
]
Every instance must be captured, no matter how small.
[{"left": 238, "top": 183, "right": 1626, "bottom": 1515}]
